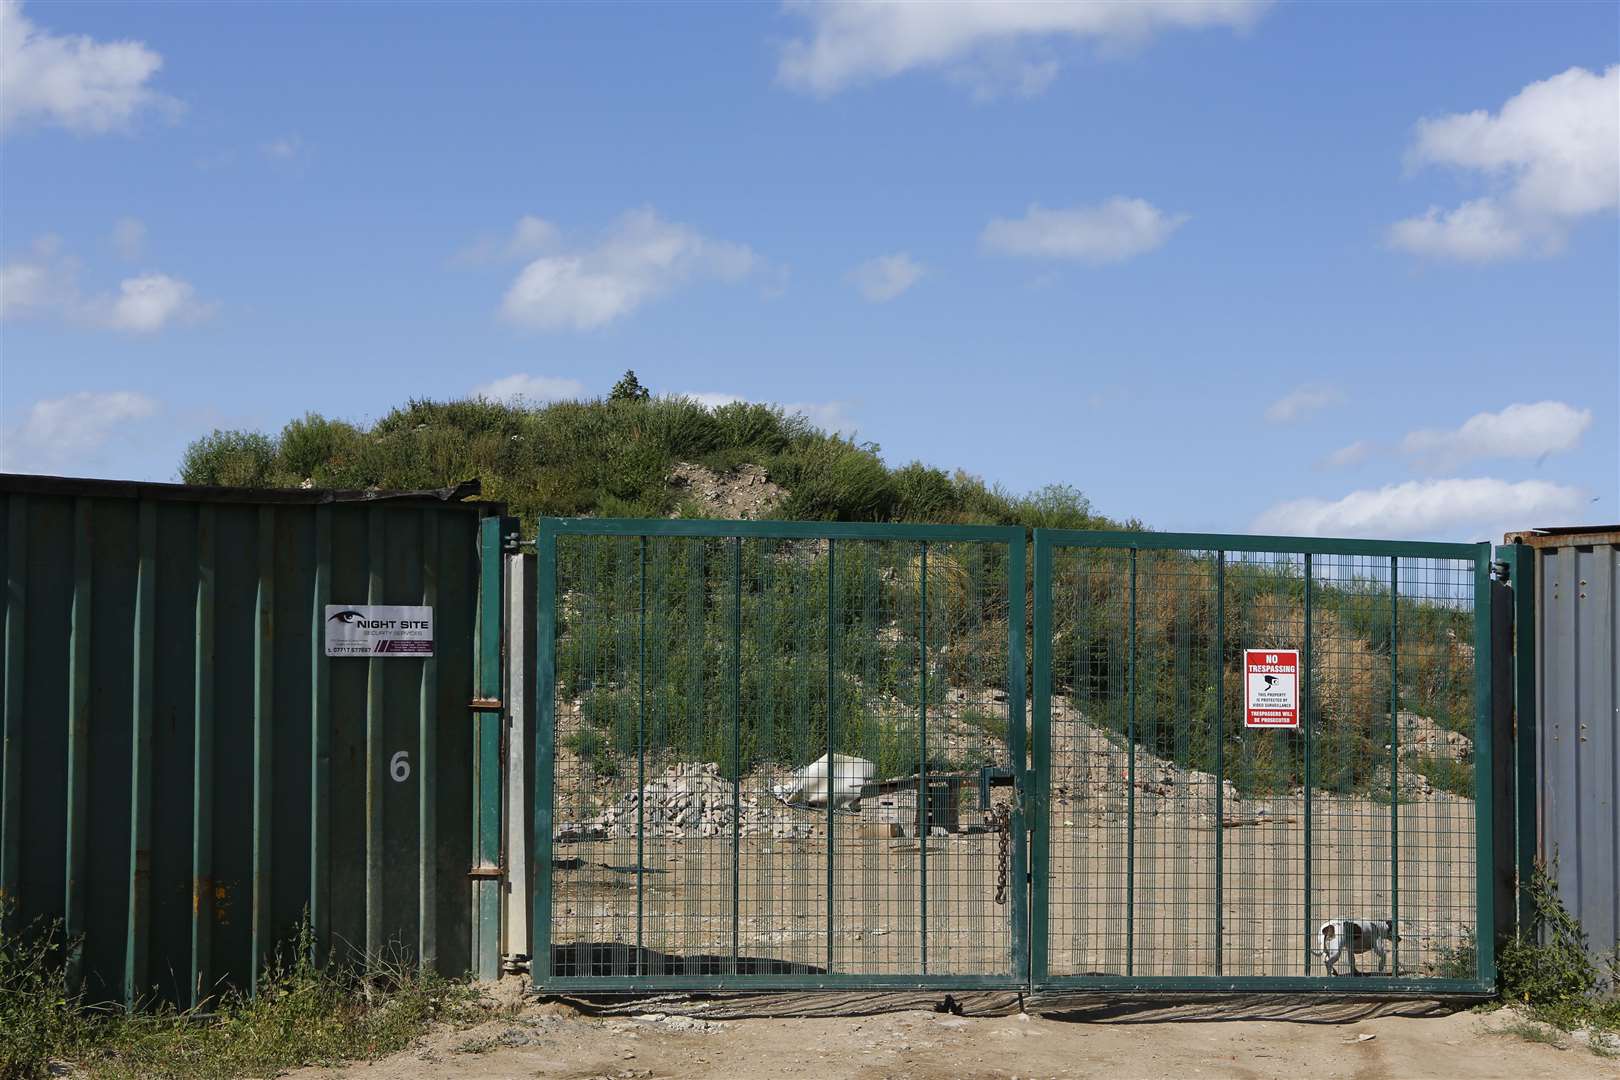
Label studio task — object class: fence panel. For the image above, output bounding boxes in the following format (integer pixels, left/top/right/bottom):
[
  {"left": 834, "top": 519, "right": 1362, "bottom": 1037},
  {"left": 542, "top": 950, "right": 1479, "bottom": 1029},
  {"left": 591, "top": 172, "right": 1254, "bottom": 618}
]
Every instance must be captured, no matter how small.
[
  {"left": 1032, "top": 530, "right": 1495, "bottom": 993},
  {"left": 0, "top": 475, "right": 502, "bottom": 1008},
  {"left": 534, "top": 520, "right": 1026, "bottom": 990}
]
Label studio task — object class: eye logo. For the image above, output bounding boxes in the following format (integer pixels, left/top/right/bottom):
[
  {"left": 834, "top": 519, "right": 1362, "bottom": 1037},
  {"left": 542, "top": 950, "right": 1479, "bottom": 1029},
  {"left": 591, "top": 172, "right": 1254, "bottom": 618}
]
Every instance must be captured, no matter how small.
[{"left": 328, "top": 610, "right": 367, "bottom": 625}]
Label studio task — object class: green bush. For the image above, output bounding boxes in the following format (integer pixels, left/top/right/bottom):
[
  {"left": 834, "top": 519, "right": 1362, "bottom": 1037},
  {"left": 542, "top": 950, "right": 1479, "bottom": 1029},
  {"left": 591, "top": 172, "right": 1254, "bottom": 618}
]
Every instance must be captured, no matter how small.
[
  {"left": 178, "top": 430, "right": 278, "bottom": 487},
  {"left": 1497, "top": 863, "right": 1619, "bottom": 1047}
]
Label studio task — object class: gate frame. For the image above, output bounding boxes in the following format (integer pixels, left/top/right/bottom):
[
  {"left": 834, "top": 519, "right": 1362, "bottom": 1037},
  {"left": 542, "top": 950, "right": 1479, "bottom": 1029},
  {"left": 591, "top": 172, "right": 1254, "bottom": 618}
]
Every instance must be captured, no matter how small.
[
  {"left": 532, "top": 517, "right": 1029, "bottom": 992},
  {"left": 1029, "top": 529, "right": 1497, "bottom": 995}
]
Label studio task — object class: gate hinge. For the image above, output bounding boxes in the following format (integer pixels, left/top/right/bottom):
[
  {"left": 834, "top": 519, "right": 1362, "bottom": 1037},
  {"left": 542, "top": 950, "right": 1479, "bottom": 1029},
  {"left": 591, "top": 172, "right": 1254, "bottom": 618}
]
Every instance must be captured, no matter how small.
[
  {"left": 467, "top": 866, "right": 504, "bottom": 880},
  {"left": 470, "top": 697, "right": 503, "bottom": 711},
  {"left": 1490, "top": 559, "right": 1511, "bottom": 583}
]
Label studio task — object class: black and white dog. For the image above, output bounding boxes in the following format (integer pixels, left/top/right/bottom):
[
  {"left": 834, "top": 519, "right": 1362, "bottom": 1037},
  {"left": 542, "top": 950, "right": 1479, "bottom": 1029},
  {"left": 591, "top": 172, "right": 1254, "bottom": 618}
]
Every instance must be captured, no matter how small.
[{"left": 1320, "top": 919, "right": 1397, "bottom": 976}]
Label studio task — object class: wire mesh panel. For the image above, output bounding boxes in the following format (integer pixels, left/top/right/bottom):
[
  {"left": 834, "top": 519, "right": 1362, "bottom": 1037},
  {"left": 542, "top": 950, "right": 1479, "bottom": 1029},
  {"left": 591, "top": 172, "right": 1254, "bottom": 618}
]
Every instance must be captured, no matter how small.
[
  {"left": 535, "top": 520, "right": 1026, "bottom": 990},
  {"left": 1032, "top": 531, "right": 1494, "bottom": 992}
]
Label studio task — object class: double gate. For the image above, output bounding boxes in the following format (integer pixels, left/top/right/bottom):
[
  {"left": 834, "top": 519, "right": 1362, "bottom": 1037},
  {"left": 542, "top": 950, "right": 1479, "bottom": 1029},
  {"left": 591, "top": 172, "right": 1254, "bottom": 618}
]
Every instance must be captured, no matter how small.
[{"left": 533, "top": 519, "right": 1497, "bottom": 994}]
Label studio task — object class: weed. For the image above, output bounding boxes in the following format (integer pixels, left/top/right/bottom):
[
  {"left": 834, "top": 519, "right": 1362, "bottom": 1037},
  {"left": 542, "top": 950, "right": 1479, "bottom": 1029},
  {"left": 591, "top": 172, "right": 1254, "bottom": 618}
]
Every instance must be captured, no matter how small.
[
  {"left": 1496, "top": 863, "right": 1619, "bottom": 1053},
  {"left": 0, "top": 905, "right": 491, "bottom": 1080},
  {"left": 1411, "top": 753, "right": 1473, "bottom": 797}
]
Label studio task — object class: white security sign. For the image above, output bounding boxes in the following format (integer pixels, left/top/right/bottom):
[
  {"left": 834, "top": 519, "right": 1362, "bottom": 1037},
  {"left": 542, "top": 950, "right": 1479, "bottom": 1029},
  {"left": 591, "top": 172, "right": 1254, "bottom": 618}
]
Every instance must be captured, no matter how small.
[
  {"left": 325, "top": 605, "right": 433, "bottom": 657},
  {"left": 1244, "top": 648, "right": 1299, "bottom": 728}
]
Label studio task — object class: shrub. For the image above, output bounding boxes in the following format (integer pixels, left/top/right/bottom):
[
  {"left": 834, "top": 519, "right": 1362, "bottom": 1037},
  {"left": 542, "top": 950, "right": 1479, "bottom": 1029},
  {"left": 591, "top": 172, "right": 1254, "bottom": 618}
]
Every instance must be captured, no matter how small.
[
  {"left": 178, "top": 430, "right": 278, "bottom": 487},
  {"left": 277, "top": 413, "right": 362, "bottom": 482}
]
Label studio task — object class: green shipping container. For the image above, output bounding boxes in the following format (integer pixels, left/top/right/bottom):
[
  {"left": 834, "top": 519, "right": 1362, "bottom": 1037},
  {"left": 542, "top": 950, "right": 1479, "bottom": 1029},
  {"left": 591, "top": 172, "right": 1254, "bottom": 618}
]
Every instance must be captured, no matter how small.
[{"left": 0, "top": 474, "right": 508, "bottom": 1008}]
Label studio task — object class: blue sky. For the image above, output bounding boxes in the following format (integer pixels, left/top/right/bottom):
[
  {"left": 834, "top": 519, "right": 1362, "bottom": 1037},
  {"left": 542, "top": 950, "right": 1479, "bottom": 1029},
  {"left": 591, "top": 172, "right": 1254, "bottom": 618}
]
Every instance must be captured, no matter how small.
[{"left": 2, "top": 0, "right": 1615, "bottom": 541}]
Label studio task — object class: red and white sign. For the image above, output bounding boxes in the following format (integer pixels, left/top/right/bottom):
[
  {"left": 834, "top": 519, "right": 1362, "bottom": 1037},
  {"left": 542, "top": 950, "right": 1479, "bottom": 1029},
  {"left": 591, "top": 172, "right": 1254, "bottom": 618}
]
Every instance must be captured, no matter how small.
[{"left": 1244, "top": 648, "right": 1299, "bottom": 729}]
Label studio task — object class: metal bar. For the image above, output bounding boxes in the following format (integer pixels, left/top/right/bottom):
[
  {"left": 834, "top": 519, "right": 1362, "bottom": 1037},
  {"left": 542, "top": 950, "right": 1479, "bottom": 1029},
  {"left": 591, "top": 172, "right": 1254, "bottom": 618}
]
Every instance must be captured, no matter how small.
[
  {"left": 826, "top": 537, "right": 836, "bottom": 976},
  {"left": 125, "top": 499, "right": 156, "bottom": 1009},
  {"left": 0, "top": 495, "right": 24, "bottom": 926},
  {"left": 64, "top": 497, "right": 91, "bottom": 993},
  {"left": 539, "top": 518, "right": 1023, "bottom": 544},
  {"left": 1030, "top": 532, "right": 1051, "bottom": 984},
  {"left": 1302, "top": 552, "right": 1312, "bottom": 975},
  {"left": 1037, "top": 529, "right": 1479, "bottom": 561},
  {"left": 365, "top": 511, "right": 384, "bottom": 968},
  {"left": 1007, "top": 536, "right": 1029, "bottom": 982},
  {"left": 1472, "top": 543, "right": 1497, "bottom": 986},
  {"left": 918, "top": 540, "right": 928, "bottom": 975},
  {"left": 1389, "top": 554, "right": 1399, "bottom": 976},
  {"left": 533, "top": 525, "right": 557, "bottom": 987},
  {"left": 419, "top": 510, "right": 439, "bottom": 971},
  {"left": 731, "top": 536, "right": 742, "bottom": 976},
  {"left": 537, "top": 970, "right": 1487, "bottom": 994},
  {"left": 1126, "top": 547, "right": 1137, "bottom": 976},
  {"left": 474, "top": 516, "right": 505, "bottom": 980},
  {"left": 1214, "top": 550, "right": 1225, "bottom": 977},
  {"left": 309, "top": 506, "right": 331, "bottom": 965},
  {"left": 636, "top": 536, "right": 646, "bottom": 977},
  {"left": 252, "top": 506, "right": 275, "bottom": 994},
  {"left": 190, "top": 505, "right": 215, "bottom": 1008},
  {"left": 1497, "top": 544, "right": 1537, "bottom": 934}
]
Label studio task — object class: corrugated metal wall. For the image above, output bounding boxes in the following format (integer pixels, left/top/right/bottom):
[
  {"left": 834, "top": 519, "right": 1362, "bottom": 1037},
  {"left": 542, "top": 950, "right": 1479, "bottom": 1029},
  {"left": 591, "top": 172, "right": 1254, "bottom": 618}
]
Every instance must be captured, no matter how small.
[
  {"left": 0, "top": 476, "right": 504, "bottom": 1007},
  {"left": 1523, "top": 533, "right": 1619, "bottom": 958}
]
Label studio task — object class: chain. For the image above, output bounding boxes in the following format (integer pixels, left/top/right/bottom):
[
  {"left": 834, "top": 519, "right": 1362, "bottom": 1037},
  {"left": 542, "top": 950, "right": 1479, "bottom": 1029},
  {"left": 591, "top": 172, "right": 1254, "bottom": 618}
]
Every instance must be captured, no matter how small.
[{"left": 991, "top": 803, "right": 1011, "bottom": 906}]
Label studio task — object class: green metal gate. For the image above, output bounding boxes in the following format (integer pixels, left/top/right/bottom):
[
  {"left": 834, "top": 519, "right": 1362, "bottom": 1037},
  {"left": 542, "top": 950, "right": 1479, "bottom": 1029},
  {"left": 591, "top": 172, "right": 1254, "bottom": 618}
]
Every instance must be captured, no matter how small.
[
  {"left": 1031, "top": 530, "right": 1496, "bottom": 993},
  {"left": 532, "top": 521, "right": 1498, "bottom": 995},
  {"left": 533, "top": 519, "right": 1028, "bottom": 990}
]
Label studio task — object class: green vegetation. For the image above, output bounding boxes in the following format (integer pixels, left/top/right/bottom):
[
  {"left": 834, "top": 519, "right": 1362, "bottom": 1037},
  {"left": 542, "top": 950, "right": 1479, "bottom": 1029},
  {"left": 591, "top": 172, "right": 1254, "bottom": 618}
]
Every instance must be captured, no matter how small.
[
  {"left": 177, "top": 373, "right": 1113, "bottom": 535},
  {"left": 1412, "top": 753, "right": 1474, "bottom": 797},
  {"left": 1495, "top": 864, "right": 1620, "bottom": 1054},
  {"left": 0, "top": 909, "right": 492, "bottom": 1080}
]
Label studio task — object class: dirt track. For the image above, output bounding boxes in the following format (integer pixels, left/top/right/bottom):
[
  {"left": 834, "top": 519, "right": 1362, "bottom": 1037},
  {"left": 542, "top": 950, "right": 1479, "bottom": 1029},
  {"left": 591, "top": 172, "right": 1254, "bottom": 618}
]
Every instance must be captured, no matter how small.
[{"left": 289, "top": 999, "right": 1618, "bottom": 1080}]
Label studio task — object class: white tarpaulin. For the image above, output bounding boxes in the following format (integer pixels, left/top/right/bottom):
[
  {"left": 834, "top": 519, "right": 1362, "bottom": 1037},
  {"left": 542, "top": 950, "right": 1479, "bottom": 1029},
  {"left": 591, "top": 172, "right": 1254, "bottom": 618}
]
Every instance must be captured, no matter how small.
[{"left": 773, "top": 752, "right": 876, "bottom": 809}]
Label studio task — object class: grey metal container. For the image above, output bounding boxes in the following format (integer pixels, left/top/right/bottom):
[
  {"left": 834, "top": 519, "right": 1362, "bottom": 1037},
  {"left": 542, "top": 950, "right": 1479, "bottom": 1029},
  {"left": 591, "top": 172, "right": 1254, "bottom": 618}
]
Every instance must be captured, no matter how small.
[
  {"left": 0, "top": 474, "right": 506, "bottom": 1008},
  {"left": 1505, "top": 526, "right": 1619, "bottom": 961}
]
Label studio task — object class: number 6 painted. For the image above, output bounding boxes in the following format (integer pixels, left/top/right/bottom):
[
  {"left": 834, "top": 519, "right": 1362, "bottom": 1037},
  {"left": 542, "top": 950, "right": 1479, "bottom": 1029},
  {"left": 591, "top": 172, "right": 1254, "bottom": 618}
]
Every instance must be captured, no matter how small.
[{"left": 390, "top": 750, "right": 411, "bottom": 782}]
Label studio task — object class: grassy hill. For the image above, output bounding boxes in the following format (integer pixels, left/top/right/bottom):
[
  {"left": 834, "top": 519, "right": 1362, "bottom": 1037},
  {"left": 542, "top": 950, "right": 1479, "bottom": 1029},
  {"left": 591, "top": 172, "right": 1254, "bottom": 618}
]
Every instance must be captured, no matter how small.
[{"left": 178, "top": 370, "right": 1116, "bottom": 533}]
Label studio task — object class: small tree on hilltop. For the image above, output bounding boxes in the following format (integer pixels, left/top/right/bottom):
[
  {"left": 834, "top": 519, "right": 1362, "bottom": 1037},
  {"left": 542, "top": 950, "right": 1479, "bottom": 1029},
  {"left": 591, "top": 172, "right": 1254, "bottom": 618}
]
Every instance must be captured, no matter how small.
[{"left": 610, "top": 370, "right": 650, "bottom": 402}]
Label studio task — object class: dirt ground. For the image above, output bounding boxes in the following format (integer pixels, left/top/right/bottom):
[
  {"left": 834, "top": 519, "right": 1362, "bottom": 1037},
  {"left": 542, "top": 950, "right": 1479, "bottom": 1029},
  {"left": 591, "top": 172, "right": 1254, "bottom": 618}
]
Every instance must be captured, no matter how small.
[{"left": 288, "top": 997, "right": 1618, "bottom": 1080}]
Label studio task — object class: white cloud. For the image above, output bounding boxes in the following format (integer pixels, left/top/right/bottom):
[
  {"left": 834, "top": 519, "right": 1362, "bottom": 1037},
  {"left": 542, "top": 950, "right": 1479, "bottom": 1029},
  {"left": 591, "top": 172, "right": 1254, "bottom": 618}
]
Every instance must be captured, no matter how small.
[
  {"left": 111, "top": 217, "right": 145, "bottom": 260},
  {"left": 777, "top": 0, "right": 1271, "bottom": 97},
  {"left": 788, "top": 400, "right": 859, "bottom": 437},
  {"left": 0, "top": 0, "right": 176, "bottom": 135},
  {"left": 672, "top": 391, "right": 858, "bottom": 436},
  {"left": 1389, "top": 65, "right": 1620, "bottom": 261},
  {"left": 1251, "top": 477, "right": 1586, "bottom": 541},
  {"left": 981, "top": 198, "right": 1187, "bottom": 262},
  {"left": 500, "top": 207, "right": 759, "bottom": 331},
  {"left": 1401, "top": 400, "right": 1592, "bottom": 472},
  {"left": 1320, "top": 440, "right": 1375, "bottom": 469},
  {"left": 1265, "top": 385, "right": 1345, "bottom": 423},
  {"left": 0, "top": 236, "right": 208, "bottom": 333},
  {"left": 847, "top": 252, "right": 925, "bottom": 302},
  {"left": 0, "top": 390, "right": 159, "bottom": 474},
  {"left": 680, "top": 391, "right": 746, "bottom": 410},
  {"left": 453, "top": 215, "right": 560, "bottom": 267},
  {"left": 470, "top": 373, "right": 587, "bottom": 403},
  {"left": 99, "top": 273, "right": 207, "bottom": 333}
]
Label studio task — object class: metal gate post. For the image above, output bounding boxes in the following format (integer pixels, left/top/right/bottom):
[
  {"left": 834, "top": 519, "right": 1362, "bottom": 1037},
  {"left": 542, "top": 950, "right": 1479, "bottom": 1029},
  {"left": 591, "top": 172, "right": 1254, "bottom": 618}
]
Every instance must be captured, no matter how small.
[
  {"left": 1472, "top": 542, "right": 1497, "bottom": 987},
  {"left": 1494, "top": 543, "right": 1537, "bottom": 936},
  {"left": 470, "top": 516, "right": 507, "bottom": 981},
  {"left": 1029, "top": 530, "right": 1051, "bottom": 986},
  {"left": 531, "top": 524, "right": 557, "bottom": 988}
]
